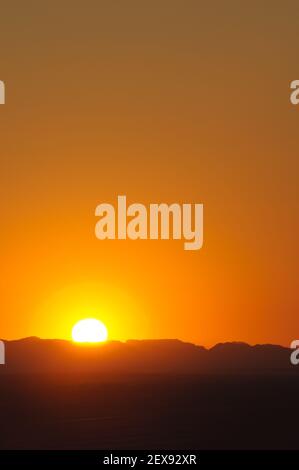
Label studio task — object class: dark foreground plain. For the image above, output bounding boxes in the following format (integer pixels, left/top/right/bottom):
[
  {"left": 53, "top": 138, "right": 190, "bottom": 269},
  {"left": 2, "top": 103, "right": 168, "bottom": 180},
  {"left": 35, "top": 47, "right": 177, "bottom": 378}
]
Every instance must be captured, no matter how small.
[{"left": 0, "top": 373, "right": 299, "bottom": 450}]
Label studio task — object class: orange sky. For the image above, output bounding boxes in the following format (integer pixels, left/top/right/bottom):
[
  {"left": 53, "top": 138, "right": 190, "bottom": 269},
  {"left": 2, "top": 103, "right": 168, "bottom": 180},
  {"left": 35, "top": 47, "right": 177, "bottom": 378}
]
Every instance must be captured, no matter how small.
[{"left": 0, "top": 1, "right": 298, "bottom": 346}]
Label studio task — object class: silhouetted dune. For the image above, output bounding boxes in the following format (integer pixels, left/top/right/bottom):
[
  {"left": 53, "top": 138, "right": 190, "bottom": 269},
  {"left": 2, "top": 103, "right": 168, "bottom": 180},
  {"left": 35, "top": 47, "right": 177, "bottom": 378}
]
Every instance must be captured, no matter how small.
[{"left": 0, "top": 338, "right": 295, "bottom": 375}]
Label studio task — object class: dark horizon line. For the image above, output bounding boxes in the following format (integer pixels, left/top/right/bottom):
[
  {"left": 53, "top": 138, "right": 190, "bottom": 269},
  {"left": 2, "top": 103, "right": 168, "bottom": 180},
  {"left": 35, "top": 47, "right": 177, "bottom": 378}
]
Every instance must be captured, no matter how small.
[{"left": 0, "top": 336, "right": 290, "bottom": 351}]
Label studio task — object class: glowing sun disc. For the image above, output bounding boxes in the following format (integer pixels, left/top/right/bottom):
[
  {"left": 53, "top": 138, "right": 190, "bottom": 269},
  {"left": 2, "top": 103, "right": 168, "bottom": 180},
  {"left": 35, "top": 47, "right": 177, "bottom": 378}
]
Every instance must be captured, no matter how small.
[{"left": 72, "top": 319, "right": 108, "bottom": 343}]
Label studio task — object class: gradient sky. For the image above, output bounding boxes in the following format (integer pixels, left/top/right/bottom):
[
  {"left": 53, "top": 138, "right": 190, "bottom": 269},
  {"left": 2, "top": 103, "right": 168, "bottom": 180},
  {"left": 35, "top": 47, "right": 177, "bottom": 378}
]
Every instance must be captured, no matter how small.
[{"left": 0, "top": 1, "right": 298, "bottom": 346}]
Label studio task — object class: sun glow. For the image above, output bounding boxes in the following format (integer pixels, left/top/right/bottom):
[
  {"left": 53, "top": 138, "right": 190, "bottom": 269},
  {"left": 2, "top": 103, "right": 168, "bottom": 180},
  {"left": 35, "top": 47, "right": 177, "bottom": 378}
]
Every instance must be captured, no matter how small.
[{"left": 72, "top": 318, "right": 108, "bottom": 343}]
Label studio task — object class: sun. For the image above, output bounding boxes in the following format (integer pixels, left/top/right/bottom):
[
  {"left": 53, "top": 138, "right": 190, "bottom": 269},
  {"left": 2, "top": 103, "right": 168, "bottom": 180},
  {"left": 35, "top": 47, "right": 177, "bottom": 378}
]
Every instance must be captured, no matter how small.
[{"left": 72, "top": 318, "right": 108, "bottom": 343}]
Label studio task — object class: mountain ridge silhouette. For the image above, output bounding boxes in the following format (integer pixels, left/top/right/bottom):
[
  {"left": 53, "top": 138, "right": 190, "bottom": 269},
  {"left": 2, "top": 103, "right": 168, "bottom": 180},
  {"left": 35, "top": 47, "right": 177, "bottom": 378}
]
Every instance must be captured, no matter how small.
[{"left": 0, "top": 337, "right": 295, "bottom": 375}]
